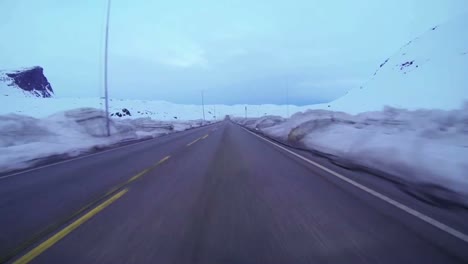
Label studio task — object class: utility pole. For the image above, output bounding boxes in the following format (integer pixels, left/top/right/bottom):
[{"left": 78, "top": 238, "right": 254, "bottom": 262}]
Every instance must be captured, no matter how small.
[
  {"left": 245, "top": 106, "right": 247, "bottom": 119},
  {"left": 214, "top": 105, "right": 216, "bottom": 120},
  {"left": 201, "top": 90, "right": 205, "bottom": 121},
  {"left": 286, "top": 85, "right": 290, "bottom": 118},
  {"left": 104, "top": 0, "right": 112, "bottom": 136}
]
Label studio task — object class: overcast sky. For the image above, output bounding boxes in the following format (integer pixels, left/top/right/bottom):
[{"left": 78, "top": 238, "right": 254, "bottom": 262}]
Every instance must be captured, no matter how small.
[{"left": 1, "top": 0, "right": 467, "bottom": 105}]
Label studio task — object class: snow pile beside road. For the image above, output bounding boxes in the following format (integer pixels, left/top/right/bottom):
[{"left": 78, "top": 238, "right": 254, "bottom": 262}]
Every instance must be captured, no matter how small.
[
  {"left": 0, "top": 108, "right": 204, "bottom": 172},
  {"left": 238, "top": 104, "right": 468, "bottom": 202},
  {"left": 236, "top": 115, "right": 286, "bottom": 130}
]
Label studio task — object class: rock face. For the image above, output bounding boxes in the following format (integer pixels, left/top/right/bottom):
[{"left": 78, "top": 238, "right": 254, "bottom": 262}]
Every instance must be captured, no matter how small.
[
  {"left": 1, "top": 66, "right": 54, "bottom": 98},
  {"left": 111, "top": 108, "right": 132, "bottom": 117}
]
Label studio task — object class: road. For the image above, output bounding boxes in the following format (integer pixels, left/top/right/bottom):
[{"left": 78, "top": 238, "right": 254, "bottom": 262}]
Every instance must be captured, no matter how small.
[{"left": 1, "top": 121, "right": 467, "bottom": 263}]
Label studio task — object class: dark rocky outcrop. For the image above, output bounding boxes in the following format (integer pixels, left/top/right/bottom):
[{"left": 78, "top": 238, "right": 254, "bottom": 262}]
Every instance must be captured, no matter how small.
[
  {"left": 111, "top": 108, "right": 132, "bottom": 118},
  {"left": 4, "top": 66, "right": 54, "bottom": 97},
  {"left": 122, "top": 108, "right": 131, "bottom": 116}
]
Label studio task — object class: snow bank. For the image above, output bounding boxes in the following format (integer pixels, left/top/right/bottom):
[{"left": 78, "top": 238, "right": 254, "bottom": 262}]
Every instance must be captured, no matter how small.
[
  {"left": 236, "top": 115, "right": 286, "bottom": 130},
  {"left": 238, "top": 103, "right": 468, "bottom": 204},
  {"left": 0, "top": 108, "right": 204, "bottom": 173}
]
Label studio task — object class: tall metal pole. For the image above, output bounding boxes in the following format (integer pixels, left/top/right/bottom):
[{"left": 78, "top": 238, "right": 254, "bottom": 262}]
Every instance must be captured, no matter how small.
[
  {"left": 245, "top": 106, "right": 247, "bottom": 119},
  {"left": 201, "top": 90, "right": 205, "bottom": 121},
  {"left": 286, "top": 85, "right": 290, "bottom": 118},
  {"left": 104, "top": 0, "right": 112, "bottom": 136}
]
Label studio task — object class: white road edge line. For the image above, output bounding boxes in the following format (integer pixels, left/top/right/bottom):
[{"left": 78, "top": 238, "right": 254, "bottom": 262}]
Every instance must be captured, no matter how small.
[
  {"left": 242, "top": 126, "right": 468, "bottom": 244},
  {"left": 0, "top": 125, "right": 215, "bottom": 180}
]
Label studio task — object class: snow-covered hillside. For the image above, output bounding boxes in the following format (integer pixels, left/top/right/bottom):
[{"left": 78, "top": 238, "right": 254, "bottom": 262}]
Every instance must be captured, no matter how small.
[{"left": 321, "top": 16, "right": 468, "bottom": 114}]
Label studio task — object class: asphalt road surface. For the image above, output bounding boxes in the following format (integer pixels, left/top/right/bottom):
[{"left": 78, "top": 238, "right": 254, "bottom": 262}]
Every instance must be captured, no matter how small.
[{"left": 1, "top": 121, "right": 468, "bottom": 264}]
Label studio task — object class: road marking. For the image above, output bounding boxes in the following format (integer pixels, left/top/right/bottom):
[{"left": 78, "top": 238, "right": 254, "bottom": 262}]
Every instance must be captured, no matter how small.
[
  {"left": 127, "top": 169, "right": 150, "bottom": 183},
  {"left": 242, "top": 127, "right": 468, "bottom": 244},
  {"left": 0, "top": 123, "right": 218, "bottom": 180},
  {"left": 13, "top": 189, "right": 128, "bottom": 264},
  {"left": 108, "top": 156, "right": 171, "bottom": 195},
  {"left": 156, "top": 155, "right": 171, "bottom": 165},
  {"left": 187, "top": 137, "right": 202, "bottom": 146},
  {"left": 187, "top": 134, "right": 208, "bottom": 146}
]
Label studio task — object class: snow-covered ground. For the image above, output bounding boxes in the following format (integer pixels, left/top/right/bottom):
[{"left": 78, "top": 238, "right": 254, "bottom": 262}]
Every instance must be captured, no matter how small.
[{"left": 0, "top": 108, "right": 208, "bottom": 173}]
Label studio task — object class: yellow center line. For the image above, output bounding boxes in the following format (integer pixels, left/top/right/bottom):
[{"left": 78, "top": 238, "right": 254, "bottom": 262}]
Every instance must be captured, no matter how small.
[
  {"left": 156, "top": 155, "right": 171, "bottom": 165},
  {"left": 126, "top": 156, "right": 171, "bottom": 184},
  {"left": 13, "top": 189, "right": 129, "bottom": 264},
  {"left": 106, "top": 167, "right": 149, "bottom": 196},
  {"left": 202, "top": 134, "right": 209, "bottom": 139},
  {"left": 186, "top": 137, "right": 202, "bottom": 146},
  {"left": 127, "top": 168, "right": 150, "bottom": 184},
  {"left": 6, "top": 154, "right": 173, "bottom": 263}
]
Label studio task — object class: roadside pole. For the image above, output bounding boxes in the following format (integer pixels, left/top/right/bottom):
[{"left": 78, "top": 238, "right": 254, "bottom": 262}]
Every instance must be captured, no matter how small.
[
  {"left": 104, "top": 0, "right": 112, "bottom": 136},
  {"left": 286, "top": 86, "right": 290, "bottom": 118},
  {"left": 201, "top": 90, "right": 206, "bottom": 121}
]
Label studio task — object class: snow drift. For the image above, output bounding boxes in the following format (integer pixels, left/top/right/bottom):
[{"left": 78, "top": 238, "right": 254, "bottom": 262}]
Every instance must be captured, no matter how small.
[{"left": 0, "top": 108, "right": 206, "bottom": 173}]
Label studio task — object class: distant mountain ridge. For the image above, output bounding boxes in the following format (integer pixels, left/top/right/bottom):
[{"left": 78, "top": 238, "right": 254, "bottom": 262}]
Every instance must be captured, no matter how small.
[{"left": 0, "top": 66, "right": 54, "bottom": 98}]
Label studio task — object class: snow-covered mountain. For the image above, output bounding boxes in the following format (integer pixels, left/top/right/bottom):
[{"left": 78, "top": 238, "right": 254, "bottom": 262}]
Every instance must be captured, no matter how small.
[
  {"left": 0, "top": 66, "right": 54, "bottom": 98},
  {"left": 323, "top": 15, "right": 468, "bottom": 114}
]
